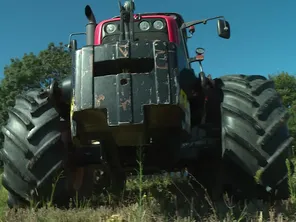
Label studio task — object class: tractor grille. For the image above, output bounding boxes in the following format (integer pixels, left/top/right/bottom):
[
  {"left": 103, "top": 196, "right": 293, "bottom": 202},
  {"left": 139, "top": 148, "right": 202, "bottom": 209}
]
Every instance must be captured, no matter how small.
[{"left": 102, "top": 32, "right": 168, "bottom": 44}]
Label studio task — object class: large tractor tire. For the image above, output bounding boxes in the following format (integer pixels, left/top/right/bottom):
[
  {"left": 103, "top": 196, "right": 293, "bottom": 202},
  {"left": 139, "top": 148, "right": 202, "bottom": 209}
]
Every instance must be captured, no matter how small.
[
  {"left": 219, "top": 74, "right": 294, "bottom": 199},
  {"left": 1, "top": 89, "right": 69, "bottom": 208}
]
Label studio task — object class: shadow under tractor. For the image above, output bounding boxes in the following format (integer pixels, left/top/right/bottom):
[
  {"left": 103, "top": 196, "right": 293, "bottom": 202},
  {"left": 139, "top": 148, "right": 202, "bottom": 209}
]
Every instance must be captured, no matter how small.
[{"left": 1, "top": 0, "right": 294, "bottom": 208}]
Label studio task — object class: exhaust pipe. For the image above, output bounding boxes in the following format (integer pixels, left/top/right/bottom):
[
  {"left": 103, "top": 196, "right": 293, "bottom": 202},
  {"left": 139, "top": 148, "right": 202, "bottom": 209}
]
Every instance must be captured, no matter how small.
[{"left": 85, "top": 5, "right": 96, "bottom": 46}]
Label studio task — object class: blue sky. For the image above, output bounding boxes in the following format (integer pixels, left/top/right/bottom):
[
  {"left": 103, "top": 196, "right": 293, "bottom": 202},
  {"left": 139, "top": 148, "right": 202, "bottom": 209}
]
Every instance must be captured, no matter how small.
[{"left": 0, "top": 0, "right": 295, "bottom": 79}]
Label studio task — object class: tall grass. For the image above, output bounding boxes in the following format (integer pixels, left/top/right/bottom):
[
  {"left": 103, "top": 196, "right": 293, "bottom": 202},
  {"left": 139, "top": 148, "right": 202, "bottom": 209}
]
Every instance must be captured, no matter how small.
[{"left": 0, "top": 157, "right": 296, "bottom": 221}]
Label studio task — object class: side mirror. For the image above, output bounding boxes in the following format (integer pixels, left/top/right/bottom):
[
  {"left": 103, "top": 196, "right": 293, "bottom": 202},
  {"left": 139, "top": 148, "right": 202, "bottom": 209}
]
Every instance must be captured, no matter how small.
[
  {"left": 217, "top": 19, "right": 230, "bottom": 39},
  {"left": 67, "top": 39, "right": 77, "bottom": 52}
]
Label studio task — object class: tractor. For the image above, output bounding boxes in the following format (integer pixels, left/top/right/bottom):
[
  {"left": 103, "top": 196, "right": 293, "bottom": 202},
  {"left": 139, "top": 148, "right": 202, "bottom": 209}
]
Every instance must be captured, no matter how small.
[{"left": 1, "top": 0, "right": 294, "bottom": 208}]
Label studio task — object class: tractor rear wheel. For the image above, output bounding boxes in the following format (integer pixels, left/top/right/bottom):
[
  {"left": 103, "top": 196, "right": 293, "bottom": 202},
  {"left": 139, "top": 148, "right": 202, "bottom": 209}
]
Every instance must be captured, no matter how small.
[
  {"left": 219, "top": 74, "right": 294, "bottom": 199},
  {"left": 1, "top": 89, "right": 69, "bottom": 208}
]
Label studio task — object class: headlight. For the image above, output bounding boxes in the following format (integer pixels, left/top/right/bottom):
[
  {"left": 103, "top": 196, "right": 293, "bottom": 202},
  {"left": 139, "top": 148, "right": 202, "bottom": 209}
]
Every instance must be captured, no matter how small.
[
  {"left": 153, "top": 20, "right": 164, "bottom": 30},
  {"left": 139, "top": 21, "right": 150, "bottom": 31},
  {"left": 105, "top": 24, "right": 117, "bottom": 34}
]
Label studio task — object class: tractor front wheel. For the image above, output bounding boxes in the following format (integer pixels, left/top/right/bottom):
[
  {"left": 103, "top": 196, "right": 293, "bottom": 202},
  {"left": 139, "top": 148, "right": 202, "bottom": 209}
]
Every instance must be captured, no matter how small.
[{"left": 1, "top": 89, "right": 70, "bottom": 208}]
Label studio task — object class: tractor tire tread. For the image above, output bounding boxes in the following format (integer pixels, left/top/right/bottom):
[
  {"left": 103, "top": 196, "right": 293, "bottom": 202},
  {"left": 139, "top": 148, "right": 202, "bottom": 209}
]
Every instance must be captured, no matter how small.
[
  {"left": 1, "top": 88, "right": 65, "bottom": 204},
  {"left": 220, "top": 74, "right": 293, "bottom": 195}
]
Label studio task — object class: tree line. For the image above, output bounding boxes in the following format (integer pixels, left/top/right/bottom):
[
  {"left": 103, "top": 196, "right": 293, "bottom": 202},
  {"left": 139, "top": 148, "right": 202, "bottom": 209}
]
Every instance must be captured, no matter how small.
[
  {"left": 0, "top": 42, "right": 295, "bottom": 151},
  {"left": 0, "top": 42, "right": 71, "bottom": 144}
]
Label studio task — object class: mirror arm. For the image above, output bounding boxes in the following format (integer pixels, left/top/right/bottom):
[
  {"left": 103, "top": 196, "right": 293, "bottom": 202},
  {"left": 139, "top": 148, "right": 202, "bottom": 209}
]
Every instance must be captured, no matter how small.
[
  {"left": 188, "top": 58, "right": 198, "bottom": 64},
  {"left": 67, "top": 32, "right": 86, "bottom": 49},
  {"left": 181, "top": 15, "right": 227, "bottom": 30}
]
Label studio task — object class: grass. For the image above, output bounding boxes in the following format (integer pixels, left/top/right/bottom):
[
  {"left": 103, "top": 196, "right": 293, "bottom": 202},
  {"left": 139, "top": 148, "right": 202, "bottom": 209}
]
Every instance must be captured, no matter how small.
[{"left": 1, "top": 158, "right": 296, "bottom": 221}]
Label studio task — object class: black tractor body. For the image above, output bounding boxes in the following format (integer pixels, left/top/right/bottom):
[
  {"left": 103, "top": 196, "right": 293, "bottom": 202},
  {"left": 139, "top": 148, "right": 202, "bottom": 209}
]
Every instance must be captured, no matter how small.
[{"left": 71, "top": 40, "right": 191, "bottom": 146}]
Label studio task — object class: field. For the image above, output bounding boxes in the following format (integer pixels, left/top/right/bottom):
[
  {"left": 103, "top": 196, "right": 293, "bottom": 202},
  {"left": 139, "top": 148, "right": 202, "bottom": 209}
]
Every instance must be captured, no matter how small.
[{"left": 0, "top": 159, "right": 296, "bottom": 222}]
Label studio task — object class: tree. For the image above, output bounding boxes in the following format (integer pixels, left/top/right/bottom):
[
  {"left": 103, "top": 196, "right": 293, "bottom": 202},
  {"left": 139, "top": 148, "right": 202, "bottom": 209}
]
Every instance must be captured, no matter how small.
[
  {"left": 0, "top": 42, "right": 71, "bottom": 144},
  {"left": 270, "top": 72, "right": 296, "bottom": 151}
]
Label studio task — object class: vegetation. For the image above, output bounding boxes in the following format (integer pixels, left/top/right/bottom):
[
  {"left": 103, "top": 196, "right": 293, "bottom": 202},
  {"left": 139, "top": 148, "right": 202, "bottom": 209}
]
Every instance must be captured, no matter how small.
[
  {"left": 0, "top": 43, "right": 295, "bottom": 221},
  {"left": 270, "top": 72, "right": 296, "bottom": 150},
  {"left": 0, "top": 42, "right": 71, "bottom": 144}
]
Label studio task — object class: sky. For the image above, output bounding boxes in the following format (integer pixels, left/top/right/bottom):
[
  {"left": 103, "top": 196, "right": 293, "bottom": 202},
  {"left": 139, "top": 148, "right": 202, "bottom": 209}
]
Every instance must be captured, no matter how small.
[{"left": 0, "top": 0, "right": 295, "bottom": 79}]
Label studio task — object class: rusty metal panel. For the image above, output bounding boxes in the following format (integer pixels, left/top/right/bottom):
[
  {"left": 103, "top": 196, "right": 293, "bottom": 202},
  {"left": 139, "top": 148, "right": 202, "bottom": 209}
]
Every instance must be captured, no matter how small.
[
  {"left": 130, "top": 74, "right": 157, "bottom": 123},
  {"left": 80, "top": 47, "right": 94, "bottom": 110},
  {"left": 167, "top": 42, "right": 178, "bottom": 105},
  {"left": 116, "top": 73, "right": 132, "bottom": 123},
  {"left": 72, "top": 49, "right": 82, "bottom": 112},
  {"left": 153, "top": 40, "right": 170, "bottom": 104},
  {"left": 129, "top": 41, "right": 154, "bottom": 59},
  {"left": 94, "top": 41, "right": 154, "bottom": 62},
  {"left": 73, "top": 46, "right": 94, "bottom": 111},
  {"left": 94, "top": 75, "right": 117, "bottom": 125},
  {"left": 91, "top": 40, "right": 180, "bottom": 126},
  {"left": 94, "top": 73, "right": 156, "bottom": 125},
  {"left": 116, "top": 41, "right": 130, "bottom": 59}
]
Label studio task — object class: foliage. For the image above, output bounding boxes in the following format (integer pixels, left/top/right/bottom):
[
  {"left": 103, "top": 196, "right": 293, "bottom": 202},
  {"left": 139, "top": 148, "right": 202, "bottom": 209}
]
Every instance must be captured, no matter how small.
[
  {"left": 0, "top": 42, "right": 71, "bottom": 144},
  {"left": 270, "top": 72, "right": 296, "bottom": 150}
]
